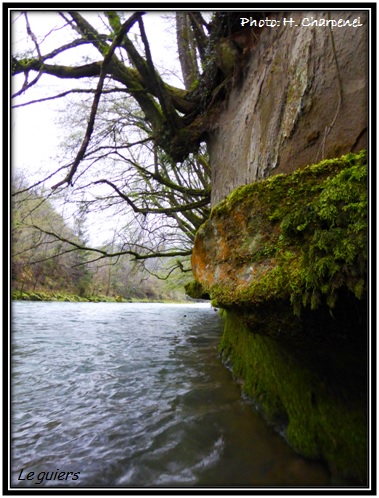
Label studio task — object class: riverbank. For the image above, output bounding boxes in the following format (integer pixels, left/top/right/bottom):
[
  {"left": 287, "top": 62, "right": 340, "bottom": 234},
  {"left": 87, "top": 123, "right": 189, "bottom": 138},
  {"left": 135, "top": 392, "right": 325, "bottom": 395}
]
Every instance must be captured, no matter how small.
[{"left": 11, "top": 289, "right": 193, "bottom": 304}]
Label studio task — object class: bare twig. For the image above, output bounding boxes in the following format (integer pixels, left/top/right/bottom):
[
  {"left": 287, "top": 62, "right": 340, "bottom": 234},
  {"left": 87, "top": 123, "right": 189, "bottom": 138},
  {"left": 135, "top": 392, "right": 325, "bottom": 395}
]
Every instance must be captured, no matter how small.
[
  {"left": 12, "top": 87, "right": 130, "bottom": 108},
  {"left": 30, "top": 224, "right": 192, "bottom": 261},
  {"left": 51, "top": 12, "right": 142, "bottom": 190}
]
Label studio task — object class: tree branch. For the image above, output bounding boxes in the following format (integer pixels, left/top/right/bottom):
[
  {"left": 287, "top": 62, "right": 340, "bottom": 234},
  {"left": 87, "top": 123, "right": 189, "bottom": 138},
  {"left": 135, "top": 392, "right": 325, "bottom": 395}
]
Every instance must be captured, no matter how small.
[
  {"left": 31, "top": 225, "right": 192, "bottom": 260},
  {"left": 12, "top": 87, "right": 130, "bottom": 108},
  {"left": 93, "top": 178, "right": 210, "bottom": 214},
  {"left": 51, "top": 12, "right": 142, "bottom": 190}
]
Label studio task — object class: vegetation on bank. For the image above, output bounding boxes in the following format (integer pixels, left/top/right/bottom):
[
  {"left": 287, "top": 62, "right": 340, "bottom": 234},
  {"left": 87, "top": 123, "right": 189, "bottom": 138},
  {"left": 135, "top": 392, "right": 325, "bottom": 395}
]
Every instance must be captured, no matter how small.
[
  {"left": 11, "top": 289, "right": 191, "bottom": 303},
  {"left": 12, "top": 174, "right": 192, "bottom": 303}
]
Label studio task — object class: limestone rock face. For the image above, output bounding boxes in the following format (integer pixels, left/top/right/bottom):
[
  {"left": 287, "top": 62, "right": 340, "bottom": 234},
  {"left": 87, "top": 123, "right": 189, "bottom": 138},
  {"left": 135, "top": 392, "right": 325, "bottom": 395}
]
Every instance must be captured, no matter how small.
[{"left": 208, "top": 11, "right": 368, "bottom": 205}]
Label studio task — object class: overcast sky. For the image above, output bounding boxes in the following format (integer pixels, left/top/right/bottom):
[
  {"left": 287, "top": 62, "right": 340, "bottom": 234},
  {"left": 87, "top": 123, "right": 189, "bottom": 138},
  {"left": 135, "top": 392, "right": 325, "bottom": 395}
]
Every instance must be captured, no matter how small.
[
  {"left": 10, "top": 9, "right": 214, "bottom": 245},
  {"left": 11, "top": 11, "right": 187, "bottom": 183}
]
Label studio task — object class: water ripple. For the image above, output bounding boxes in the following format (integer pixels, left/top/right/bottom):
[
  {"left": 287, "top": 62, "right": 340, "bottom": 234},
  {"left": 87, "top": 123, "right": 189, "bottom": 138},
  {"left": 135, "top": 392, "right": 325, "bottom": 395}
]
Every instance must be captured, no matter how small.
[{"left": 11, "top": 302, "right": 330, "bottom": 488}]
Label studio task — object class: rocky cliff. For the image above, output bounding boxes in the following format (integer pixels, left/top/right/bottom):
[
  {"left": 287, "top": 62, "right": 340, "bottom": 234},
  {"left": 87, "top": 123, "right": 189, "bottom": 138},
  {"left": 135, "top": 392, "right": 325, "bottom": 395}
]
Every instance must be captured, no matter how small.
[
  {"left": 189, "top": 11, "right": 369, "bottom": 485},
  {"left": 208, "top": 11, "right": 367, "bottom": 205},
  {"left": 190, "top": 151, "right": 368, "bottom": 483}
]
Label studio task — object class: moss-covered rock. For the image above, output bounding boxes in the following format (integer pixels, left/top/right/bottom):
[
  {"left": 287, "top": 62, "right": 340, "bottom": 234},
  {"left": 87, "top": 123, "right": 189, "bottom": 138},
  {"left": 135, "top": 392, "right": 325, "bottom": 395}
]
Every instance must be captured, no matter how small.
[
  {"left": 192, "top": 151, "right": 368, "bottom": 483},
  {"left": 184, "top": 280, "right": 210, "bottom": 300},
  {"left": 219, "top": 311, "right": 367, "bottom": 484},
  {"left": 193, "top": 151, "right": 367, "bottom": 317}
]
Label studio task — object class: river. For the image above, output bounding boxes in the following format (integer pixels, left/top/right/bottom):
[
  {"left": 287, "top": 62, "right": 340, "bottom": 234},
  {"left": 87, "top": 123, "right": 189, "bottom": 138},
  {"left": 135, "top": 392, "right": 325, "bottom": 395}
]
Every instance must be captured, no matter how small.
[{"left": 11, "top": 301, "right": 331, "bottom": 489}]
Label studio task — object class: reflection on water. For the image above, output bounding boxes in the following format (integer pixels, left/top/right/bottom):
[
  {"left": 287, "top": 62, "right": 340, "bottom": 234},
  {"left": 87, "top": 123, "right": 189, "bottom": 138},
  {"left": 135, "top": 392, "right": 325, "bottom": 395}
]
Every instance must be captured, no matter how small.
[{"left": 11, "top": 302, "right": 331, "bottom": 488}]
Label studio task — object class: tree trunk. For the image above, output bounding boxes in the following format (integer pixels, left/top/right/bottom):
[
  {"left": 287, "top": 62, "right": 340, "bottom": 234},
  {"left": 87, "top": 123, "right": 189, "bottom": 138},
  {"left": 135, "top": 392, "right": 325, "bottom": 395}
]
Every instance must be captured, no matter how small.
[{"left": 176, "top": 13, "right": 200, "bottom": 90}]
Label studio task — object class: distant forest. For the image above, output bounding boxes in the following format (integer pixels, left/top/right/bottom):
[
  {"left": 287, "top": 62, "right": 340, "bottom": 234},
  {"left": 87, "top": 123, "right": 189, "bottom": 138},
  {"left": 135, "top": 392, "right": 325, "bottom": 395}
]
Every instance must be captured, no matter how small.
[{"left": 12, "top": 174, "right": 192, "bottom": 302}]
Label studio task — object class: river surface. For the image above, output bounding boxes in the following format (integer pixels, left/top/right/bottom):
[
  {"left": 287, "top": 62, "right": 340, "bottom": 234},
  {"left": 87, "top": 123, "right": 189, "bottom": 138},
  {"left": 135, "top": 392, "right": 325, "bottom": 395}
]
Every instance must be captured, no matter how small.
[{"left": 11, "top": 301, "right": 331, "bottom": 489}]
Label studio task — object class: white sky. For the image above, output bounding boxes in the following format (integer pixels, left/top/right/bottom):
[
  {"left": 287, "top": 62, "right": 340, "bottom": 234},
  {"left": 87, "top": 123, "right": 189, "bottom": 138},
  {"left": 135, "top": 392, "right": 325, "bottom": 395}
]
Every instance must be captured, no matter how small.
[
  {"left": 11, "top": 10, "right": 198, "bottom": 245},
  {"left": 11, "top": 11, "right": 185, "bottom": 181},
  {"left": 10, "top": 9, "right": 219, "bottom": 248}
]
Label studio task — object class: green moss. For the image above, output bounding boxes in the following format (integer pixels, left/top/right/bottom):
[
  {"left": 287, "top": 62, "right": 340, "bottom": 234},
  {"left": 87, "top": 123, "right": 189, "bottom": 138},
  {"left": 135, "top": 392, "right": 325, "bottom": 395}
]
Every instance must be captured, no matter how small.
[
  {"left": 184, "top": 280, "right": 210, "bottom": 300},
  {"left": 11, "top": 290, "right": 88, "bottom": 302},
  {"left": 219, "top": 311, "right": 367, "bottom": 484},
  {"left": 207, "top": 151, "right": 367, "bottom": 315},
  {"left": 12, "top": 290, "right": 31, "bottom": 301}
]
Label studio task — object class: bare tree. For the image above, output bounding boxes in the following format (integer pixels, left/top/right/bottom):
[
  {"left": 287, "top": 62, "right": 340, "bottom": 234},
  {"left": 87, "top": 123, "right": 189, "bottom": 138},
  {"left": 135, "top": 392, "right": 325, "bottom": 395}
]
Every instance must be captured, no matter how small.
[{"left": 11, "top": 10, "right": 248, "bottom": 269}]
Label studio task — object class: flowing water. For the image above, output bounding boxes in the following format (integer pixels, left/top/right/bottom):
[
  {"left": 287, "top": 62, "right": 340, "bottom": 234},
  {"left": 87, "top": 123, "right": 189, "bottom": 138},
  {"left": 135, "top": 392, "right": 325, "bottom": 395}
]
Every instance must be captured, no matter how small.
[{"left": 11, "top": 301, "right": 331, "bottom": 489}]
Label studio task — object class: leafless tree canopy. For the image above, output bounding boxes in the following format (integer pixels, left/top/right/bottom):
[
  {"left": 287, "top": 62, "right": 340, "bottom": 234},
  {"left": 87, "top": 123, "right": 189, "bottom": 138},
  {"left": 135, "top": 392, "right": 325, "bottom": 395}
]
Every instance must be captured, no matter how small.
[{"left": 11, "top": 11, "right": 249, "bottom": 268}]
